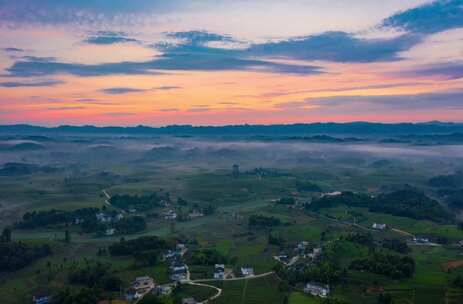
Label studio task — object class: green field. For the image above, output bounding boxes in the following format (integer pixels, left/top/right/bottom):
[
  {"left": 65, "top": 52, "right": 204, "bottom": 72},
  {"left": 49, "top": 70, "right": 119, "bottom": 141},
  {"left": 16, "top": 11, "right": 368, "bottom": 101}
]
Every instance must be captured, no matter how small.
[{"left": 1, "top": 135, "right": 463, "bottom": 303}]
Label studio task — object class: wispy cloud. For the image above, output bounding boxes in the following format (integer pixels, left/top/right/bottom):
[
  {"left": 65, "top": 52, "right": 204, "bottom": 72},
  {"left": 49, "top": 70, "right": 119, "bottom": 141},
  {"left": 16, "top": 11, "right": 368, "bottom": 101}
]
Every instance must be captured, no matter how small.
[
  {"left": 46, "top": 106, "right": 85, "bottom": 111},
  {"left": 100, "top": 87, "right": 147, "bottom": 95},
  {"left": 84, "top": 31, "right": 139, "bottom": 45},
  {"left": 259, "top": 82, "right": 426, "bottom": 98},
  {"left": 158, "top": 108, "right": 179, "bottom": 112},
  {"left": 249, "top": 31, "right": 423, "bottom": 63},
  {"left": 154, "top": 86, "right": 182, "bottom": 91},
  {"left": 0, "top": 0, "right": 184, "bottom": 25},
  {"left": 396, "top": 62, "right": 463, "bottom": 80},
  {"left": 0, "top": 79, "right": 64, "bottom": 87},
  {"left": 6, "top": 45, "right": 322, "bottom": 77},
  {"left": 3, "top": 47, "right": 25, "bottom": 53},
  {"left": 382, "top": 0, "right": 463, "bottom": 34},
  {"left": 104, "top": 112, "right": 135, "bottom": 116},
  {"left": 276, "top": 90, "right": 463, "bottom": 112}
]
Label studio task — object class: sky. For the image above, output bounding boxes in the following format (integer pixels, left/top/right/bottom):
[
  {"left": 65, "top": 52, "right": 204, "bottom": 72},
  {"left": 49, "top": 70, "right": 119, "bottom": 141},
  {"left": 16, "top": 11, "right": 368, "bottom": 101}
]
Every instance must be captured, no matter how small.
[{"left": 0, "top": 0, "right": 462, "bottom": 126}]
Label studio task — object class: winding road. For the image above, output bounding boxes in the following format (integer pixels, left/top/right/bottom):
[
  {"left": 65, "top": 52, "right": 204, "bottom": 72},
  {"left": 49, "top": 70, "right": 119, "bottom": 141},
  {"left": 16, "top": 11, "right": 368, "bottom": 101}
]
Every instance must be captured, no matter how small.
[{"left": 184, "top": 271, "right": 275, "bottom": 303}]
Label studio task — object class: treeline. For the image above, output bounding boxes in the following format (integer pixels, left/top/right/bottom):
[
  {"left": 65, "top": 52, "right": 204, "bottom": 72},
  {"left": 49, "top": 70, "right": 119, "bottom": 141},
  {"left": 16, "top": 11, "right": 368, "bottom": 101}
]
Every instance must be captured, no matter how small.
[
  {"left": 52, "top": 287, "right": 101, "bottom": 304},
  {"left": 372, "top": 189, "right": 450, "bottom": 223},
  {"left": 108, "top": 236, "right": 170, "bottom": 257},
  {"left": 309, "top": 192, "right": 372, "bottom": 210},
  {"left": 350, "top": 253, "right": 415, "bottom": 279},
  {"left": 0, "top": 242, "right": 51, "bottom": 272},
  {"left": 296, "top": 181, "right": 322, "bottom": 192},
  {"left": 382, "top": 239, "right": 410, "bottom": 254},
  {"left": 275, "top": 253, "right": 344, "bottom": 285},
  {"left": 68, "top": 262, "right": 121, "bottom": 292},
  {"left": 342, "top": 232, "right": 410, "bottom": 254},
  {"left": 189, "top": 249, "right": 227, "bottom": 265},
  {"left": 428, "top": 171, "right": 463, "bottom": 188},
  {"left": 276, "top": 261, "right": 344, "bottom": 286},
  {"left": 436, "top": 189, "right": 463, "bottom": 210},
  {"left": 249, "top": 215, "right": 281, "bottom": 227},
  {"left": 277, "top": 197, "right": 296, "bottom": 205},
  {"left": 114, "top": 216, "right": 146, "bottom": 234},
  {"left": 16, "top": 207, "right": 145, "bottom": 236},
  {"left": 16, "top": 208, "right": 99, "bottom": 229},
  {"left": 109, "top": 192, "right": 169, "bottom": 211},
  {"left": 82, "top": 214, "right": 146, "bottom": 235},
  {"left": 308, "top": 188, "right": 451, "bottom": 223}
]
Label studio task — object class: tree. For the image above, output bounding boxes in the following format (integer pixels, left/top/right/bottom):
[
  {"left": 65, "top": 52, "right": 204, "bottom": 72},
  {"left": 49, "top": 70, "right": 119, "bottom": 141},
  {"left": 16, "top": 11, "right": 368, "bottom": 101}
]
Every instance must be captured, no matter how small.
[
  {"left": 1, "top": 227, "right": 12, "bottom": 243},
  {"left": 64, "top": 230, "right": 71, "bottom": 243}
]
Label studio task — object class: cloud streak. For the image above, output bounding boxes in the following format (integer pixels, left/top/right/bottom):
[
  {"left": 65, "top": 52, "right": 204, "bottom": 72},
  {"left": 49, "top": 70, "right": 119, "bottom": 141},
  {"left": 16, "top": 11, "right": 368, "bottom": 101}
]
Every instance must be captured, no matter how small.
[
  {"left": 0, "top": 79, "right": 64, "bottom": 87},
  {"left": 397, "top": 62, "right": 463, "bottom": 80},
  {"left": 276, "top": 90, "right": 463, "bottom": 112},
  {"left": 382, "top": 0, "right": 463, "bottom": 34},
  {"left": 100, "top": 87, "right": 147, "bottom": 95},
  {"left": 249, "top": 31, "right": 423, "bottom": 63},
  {"left": 84, "top": 31, "right": 139, "bottom": 45}
]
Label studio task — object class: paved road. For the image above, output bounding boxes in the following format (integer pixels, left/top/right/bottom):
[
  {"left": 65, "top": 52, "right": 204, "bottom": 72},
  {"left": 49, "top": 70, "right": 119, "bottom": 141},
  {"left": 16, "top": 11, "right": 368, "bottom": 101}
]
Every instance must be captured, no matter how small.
[
  {"left": 186, "top": 281, "right": 222, "bottom": 304},
  {"left": 191, "top": 271, "right": 274, "bottom": 283}
]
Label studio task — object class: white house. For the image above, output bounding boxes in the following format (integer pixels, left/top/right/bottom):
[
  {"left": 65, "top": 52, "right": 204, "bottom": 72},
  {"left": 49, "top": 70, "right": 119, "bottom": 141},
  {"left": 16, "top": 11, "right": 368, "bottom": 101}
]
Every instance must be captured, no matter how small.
[
  {"left": 241, "top": 267, "right": 254, "bottom": 277},
  {"left": 164, "top": 210, "right": 178, "bottom": 220},
  {"left": 33, "top": 295, "right": 50, "bottom": 304},
  {"left": 182, "top": 298, "right": 197, "bottom": 304},
  {"left": 304, "top": 282, "right": 330, "bottom": 298},
  {"left": 154, "top": 284, "right": 173, "bottom": 296},
  {"left": 105, "top": 228, "right": 115, "bottom": 236},
  {"left": 96, "top": 212, "right": 112, "bottom": 222},
  {"left": 308, "top": 247, "right": 322, "bottom": 259},
  {"left": 372, "top": 223, "right": 387, "bottom": 230},
  {"left": 170, "top": 264, "right": 188, "bottom": 281},
  {"left": 214, "top": 264, "right": 225, "bottom": 279}
]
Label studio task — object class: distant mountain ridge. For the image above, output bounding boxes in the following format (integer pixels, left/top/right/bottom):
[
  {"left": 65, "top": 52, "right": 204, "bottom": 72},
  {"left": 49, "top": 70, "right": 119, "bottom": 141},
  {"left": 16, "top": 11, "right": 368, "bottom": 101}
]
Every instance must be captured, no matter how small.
[{"left": 1, "top": 122, "right": 463, "bottom": 136}]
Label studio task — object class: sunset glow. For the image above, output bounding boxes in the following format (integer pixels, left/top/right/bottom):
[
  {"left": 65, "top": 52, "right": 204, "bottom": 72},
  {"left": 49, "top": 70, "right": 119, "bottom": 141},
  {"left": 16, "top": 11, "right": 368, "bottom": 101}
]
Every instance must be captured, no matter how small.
[{"left": 1, "top": 0, "right": 462, "bottom": 125}]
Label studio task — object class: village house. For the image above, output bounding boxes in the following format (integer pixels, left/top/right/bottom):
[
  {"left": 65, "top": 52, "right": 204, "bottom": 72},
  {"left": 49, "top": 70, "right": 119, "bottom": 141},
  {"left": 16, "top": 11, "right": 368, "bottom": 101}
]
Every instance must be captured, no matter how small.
[
  {"left": 105, "top": 228, "right": 115, "bottom": 236},
  {"left": 164, "top": 244, "right": 187, "bottom": 260},
  {"left": 308, "top": 247, "right": 322, "bottom": 259},
  {"left": 296, "top": 241, "right": 309, "bottom": 255},
  {"left": 304, "top": 282, "right": 330, "bottom": 298},
  {"left": 321, "top": 191, "right": 342, "bottom": 197},
  {"left": 214, "top": 264, "right": 225, "bottom": 279},
  {"left": 240, "top": 267, "right": 254, "bottom": 277},
  {"left": 275, "top": 254, "right": 290, "bottom": 263},
  {"left": 170, "top": 263, "right": 189, "bottom": 281},
  {"left": 372, "top": 223, "right": 387, "bottom": 230},
  {"left": 188, "top": 210, "right": 204, "bottom": 219},
  {"left": 125, "top": 288, "right": 140, "bottom": 301},
  {"left": 96, "top": 212, "right": 124, "bottom": 223},
  {"left": 164, "top": 209, "right": 178, "bottom": 220},
  {"left": 133, "top": 276, "right": 155, "bottom": 294},
  {"left": 33, "top": 295, "right": 50, "bottom": 304},
  {"left": 182, "top": 298, "right": 197, "bottom": 304},
  {"left": 412, "top": 237, "right": 430, "bottom": 244},
  {"left": 297, "top": 241, "right": 309, "bottom": 251},
  {"left": 96, "top": 212, "right": 112, "bottom": 222},
  {"left": 153, "top": 284, "right": 173, "bottom": 296}
]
